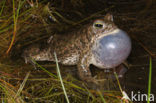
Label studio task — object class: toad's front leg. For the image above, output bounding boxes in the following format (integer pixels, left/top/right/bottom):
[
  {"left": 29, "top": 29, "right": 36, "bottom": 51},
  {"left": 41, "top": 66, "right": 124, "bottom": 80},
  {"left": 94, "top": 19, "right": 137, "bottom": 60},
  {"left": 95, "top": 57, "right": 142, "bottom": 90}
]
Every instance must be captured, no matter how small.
[{"left": 77, "top": 53, "right": 99, "bottom": 88}]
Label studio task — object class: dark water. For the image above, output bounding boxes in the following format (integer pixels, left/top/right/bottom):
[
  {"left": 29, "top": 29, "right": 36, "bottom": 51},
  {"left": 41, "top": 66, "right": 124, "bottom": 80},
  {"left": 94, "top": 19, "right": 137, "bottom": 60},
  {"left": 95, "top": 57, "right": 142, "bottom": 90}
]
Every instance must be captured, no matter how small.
[{"left": 123, "top": 39, "right": 156, "bottom": 103}]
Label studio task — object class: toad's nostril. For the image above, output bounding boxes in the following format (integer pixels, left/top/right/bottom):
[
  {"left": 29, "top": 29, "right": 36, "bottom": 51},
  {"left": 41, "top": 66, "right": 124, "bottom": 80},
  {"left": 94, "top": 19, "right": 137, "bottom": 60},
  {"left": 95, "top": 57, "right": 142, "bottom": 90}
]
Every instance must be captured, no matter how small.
[{"left": 92, "top": 29, "right": 131, "bottom": 68}]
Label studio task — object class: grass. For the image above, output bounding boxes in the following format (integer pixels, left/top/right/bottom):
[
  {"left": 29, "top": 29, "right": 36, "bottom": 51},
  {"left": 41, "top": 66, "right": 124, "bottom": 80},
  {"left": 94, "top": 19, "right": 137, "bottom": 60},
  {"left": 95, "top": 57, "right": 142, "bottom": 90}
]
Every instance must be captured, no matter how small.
[
  {"left": 0, "top": 0, "right": 6, "bottom": 16},
  {"left": 6, "top": 0, "right": 23, "bottom": 54},
  {"left": 31, "top": 57, "right": 123, "bottom": 102},
  {"left": 0, "top": 72, "right": 29, "bottom": 103},
  {"left": 147, "top": 57, "right": 152, "bottom": 103},
  {"left": 98, "top": 90, "right": 106, "bottom": 103},
  {"left": 54, "top": 52, "right": 70, "bottom": 103}
]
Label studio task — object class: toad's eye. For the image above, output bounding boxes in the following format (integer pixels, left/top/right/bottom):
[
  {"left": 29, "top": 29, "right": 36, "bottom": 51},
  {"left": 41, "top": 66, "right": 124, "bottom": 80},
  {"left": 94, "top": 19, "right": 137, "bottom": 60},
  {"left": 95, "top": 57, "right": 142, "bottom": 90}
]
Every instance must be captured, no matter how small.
[
  {"left": 94, "top": 23, "right": 103, "bottom": 28},
  {"left": 93, "top": 20, "right": 105, "bottom": 29}
]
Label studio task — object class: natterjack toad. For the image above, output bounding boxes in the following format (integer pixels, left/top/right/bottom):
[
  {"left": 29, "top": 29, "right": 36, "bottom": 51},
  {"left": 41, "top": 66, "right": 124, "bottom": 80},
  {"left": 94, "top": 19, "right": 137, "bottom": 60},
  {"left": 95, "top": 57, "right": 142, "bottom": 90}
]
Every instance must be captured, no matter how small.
[{"left": 22, "top": 14, "right": 131, "bottom": 85}]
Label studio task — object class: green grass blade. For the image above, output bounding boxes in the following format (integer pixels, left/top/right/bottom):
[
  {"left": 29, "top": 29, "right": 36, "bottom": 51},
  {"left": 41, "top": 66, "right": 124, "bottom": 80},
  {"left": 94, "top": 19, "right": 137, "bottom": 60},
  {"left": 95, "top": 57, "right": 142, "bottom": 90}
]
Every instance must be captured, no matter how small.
[
  {"left": 0, "top": 0, "right": 6, "bottom": 16},
  {"left": 114, "top": 72, "right": 123, "bottom": 93},
  {"left": 16, "top": 0, "right": 27, "bottom": 22},
  {"left": 32, "top": 59, "right": 85, "bottom": 91},
  {"left": 12, "top": 0, "right": 16, "bottom": 24},
  {"left": 147, "top": 57, "right": 152, "bottom": 103},
  {"left": 31, "top": 59, "right": 57, "bottom": 78},
  {"left": 98, "top": 90, "right": 106, "bottom": 103},
  {"left": 54, "top": 52, "right": 70, "bottom": 103}
]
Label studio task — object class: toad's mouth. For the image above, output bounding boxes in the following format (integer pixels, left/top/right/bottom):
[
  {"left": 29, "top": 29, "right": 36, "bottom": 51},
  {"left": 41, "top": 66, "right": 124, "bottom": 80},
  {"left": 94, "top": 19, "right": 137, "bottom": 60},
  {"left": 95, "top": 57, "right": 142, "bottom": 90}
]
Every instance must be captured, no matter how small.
[{"left": 92, "top": 29, "right": 131, "bottom": 68}]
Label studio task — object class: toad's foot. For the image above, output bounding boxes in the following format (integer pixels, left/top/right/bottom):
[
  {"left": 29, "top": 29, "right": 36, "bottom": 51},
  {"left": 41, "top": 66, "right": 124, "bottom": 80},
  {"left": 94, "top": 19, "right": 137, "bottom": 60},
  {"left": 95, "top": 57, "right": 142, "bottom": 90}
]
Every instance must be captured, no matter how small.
[
  {"left": 77, "top": 64, "right": 100, "bottom": 89},
  {"left": 82, "top": 76, "right": 100, "bottom": 90},
  {"left": 78, "top": 53, "right": 101, "bottom": 89},
  {"left": 23, "top": 56, "right": 38, "bottom": 69},
  {"left": 112, "top": 64, "right": 128, "bottom": 81}
]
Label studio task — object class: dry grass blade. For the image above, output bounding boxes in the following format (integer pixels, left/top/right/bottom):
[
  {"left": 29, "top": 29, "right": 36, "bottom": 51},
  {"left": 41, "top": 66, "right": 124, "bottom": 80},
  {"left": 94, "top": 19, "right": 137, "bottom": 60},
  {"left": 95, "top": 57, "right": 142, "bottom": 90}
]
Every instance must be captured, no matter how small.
[
  {"left": 0, "top": 81, "right": 25, "bottom": 103},
  {"left": 15, "top": 71, "right": 30, "bottom": 99}
]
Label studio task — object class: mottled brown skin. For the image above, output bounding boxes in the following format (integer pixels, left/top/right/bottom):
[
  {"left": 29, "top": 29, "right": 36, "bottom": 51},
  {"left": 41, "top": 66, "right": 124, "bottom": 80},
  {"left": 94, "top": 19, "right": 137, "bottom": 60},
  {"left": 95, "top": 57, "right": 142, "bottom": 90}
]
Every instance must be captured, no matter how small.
[{"left": 22, "top": 14, "right": 118, "bottom": 85}]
